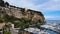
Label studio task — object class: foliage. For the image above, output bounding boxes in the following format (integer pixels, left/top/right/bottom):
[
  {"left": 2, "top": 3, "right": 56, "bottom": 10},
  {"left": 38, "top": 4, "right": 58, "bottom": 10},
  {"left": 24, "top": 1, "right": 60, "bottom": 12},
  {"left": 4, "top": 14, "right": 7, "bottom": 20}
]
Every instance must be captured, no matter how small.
[
  {"left": 0, "top": 18, "right": 3, "bottom": 23},
  {"left": 0, "top": 0, "right": 5, "bottom": 7},
  {"left": 0, "top": 18, "right": 5, "bottom": 23},
  {"left": 0, "top": 14, "right": 43, "bottom": 29},
  {"left": 5, "top": 2, "right": 9, "bottom": 6},
  {"left": 4, "top": 32, "right": 11, "bottom": 34}
]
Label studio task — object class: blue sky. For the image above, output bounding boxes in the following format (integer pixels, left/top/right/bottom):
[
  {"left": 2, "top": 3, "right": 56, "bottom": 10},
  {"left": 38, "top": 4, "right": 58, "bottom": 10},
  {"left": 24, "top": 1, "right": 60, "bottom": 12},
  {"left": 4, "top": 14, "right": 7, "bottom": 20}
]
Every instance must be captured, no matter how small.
[{"left": 4, "top": 0, "right": 60, "bottom": 20}]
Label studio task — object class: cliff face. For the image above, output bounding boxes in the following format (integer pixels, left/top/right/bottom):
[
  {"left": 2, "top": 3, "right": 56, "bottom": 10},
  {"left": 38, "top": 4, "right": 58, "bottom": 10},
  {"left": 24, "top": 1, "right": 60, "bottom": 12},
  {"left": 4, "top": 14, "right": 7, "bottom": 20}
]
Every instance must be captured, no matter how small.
[{"left": 0, "top": 0, "right": 45, "bottom": 25}]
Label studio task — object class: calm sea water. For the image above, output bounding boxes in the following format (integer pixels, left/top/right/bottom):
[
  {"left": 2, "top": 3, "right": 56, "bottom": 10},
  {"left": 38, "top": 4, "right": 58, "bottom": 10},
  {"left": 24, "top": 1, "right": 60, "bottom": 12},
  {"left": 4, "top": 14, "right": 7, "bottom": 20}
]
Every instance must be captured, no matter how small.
[{"left": 46, "top": 20, "right": 60, "bottom": 24}]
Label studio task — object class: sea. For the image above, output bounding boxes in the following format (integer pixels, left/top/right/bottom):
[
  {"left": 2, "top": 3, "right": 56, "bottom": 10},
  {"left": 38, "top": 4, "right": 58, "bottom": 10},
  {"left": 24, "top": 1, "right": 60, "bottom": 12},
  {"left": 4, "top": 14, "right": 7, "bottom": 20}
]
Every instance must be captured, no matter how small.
[
  {"left": 46, "top": 20, "right": 60, "bottom": 24},
  {"left": 45, "top": 20, "right": 60, "bottom": 34}
]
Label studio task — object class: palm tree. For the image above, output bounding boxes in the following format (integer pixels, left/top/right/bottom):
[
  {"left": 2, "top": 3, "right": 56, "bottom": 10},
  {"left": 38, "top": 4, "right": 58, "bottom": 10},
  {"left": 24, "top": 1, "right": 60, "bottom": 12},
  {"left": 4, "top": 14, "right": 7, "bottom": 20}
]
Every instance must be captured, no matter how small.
[
  {"left": 3, "top": 23, "right": 11, "bottom": 34},
  {"left": 6, "top": 23, "right": 12, "bottom": 32},
  {"left": 3, "top": 23, "right": 12, "bottom": 32},
  {"left": 3, "top": 25, "right": 7, "bottom": 34}
]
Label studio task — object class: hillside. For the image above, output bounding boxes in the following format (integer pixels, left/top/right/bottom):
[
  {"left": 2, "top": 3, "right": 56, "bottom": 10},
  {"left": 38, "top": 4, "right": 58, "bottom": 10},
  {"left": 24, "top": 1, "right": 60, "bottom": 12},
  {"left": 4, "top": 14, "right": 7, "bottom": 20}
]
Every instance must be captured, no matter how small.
[{"left": 0, "top": 0, "right": 45, "bottom": 28}]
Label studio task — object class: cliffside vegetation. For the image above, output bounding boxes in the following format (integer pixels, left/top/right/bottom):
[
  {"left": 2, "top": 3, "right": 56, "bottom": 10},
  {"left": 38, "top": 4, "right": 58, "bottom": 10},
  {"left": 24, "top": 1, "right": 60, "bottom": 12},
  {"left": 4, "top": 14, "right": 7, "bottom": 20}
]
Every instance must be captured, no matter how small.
[{"left": 0, "top": 0, "right": 45, "bottom": 30}]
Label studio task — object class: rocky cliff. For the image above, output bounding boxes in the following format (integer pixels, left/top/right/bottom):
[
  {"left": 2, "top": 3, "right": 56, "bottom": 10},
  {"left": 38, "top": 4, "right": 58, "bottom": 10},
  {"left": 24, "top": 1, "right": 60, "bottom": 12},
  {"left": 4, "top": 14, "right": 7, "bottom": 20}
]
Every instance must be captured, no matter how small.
[{"left": 0, "top": 0, "right": 45, "bottom": 25}]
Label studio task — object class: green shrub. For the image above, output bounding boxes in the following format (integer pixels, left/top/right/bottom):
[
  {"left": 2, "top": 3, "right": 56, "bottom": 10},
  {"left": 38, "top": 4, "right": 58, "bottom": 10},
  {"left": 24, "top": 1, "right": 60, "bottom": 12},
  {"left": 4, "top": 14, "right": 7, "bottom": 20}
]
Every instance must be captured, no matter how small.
[{"left": 4, "top": 32, "right": 11, "bottom": 34}]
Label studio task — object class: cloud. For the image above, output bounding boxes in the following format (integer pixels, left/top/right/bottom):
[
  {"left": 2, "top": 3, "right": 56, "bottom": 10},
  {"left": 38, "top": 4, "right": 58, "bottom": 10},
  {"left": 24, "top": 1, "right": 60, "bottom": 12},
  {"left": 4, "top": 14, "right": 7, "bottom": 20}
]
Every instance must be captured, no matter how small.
[
  {"left": 45, "top": 16, "right": 60, "bottom": 20},
  {"left": 4, "top": 0, "right": 36, "bottom": 10},
  {"left": 3, "top": 0, "right": 60, "bottom": 20},
  {"left": 4, "top": 0, "right": 60, "bottom": 11},
  {"left": 38, "top": 0, "right": 60, "bottom": 11}
]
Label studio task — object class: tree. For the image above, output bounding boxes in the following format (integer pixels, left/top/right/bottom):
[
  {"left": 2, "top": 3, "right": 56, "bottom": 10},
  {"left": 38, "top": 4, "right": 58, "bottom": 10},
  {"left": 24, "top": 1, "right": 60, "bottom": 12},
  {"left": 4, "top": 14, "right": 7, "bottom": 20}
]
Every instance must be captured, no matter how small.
[
  {"left": 8, "top": 24, "right": 11, "bottom": 31},
  {"left": 4, "top": 32, "right": 11, "bottom": 34},
  {"left": 0, "top": 0, "right": 5, "bottom": 7},
  {"left": 3, "top": 23, "right": 12, "bottom": 32},
  {"left": 0, "top": 18, "right": 3, "bottom": 23},
  {"left": 5, "top": 2, "right": 9, "bottom": 6}
]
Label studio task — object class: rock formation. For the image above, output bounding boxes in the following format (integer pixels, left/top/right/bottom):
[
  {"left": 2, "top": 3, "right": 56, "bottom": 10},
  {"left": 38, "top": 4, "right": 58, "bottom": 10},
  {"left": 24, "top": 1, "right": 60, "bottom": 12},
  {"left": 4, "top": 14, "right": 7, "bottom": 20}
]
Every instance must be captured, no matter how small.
[{"left": 0, "top": 0, "right": 45, "bottom": 25}]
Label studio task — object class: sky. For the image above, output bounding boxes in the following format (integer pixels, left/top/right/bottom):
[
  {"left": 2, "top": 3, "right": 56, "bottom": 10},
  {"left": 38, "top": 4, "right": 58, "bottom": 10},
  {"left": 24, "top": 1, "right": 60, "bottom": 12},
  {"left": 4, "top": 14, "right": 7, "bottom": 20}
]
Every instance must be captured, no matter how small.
[{"left": 3, "top": 0, "right": 60, "bottom": 20}]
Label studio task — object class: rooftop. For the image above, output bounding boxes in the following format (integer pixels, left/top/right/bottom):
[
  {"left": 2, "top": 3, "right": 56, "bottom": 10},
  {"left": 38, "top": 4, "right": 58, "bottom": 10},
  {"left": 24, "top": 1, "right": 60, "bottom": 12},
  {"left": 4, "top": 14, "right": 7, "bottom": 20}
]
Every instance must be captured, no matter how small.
[{"left": 0, "top": 23, "right": 5, "bottom": 29}]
